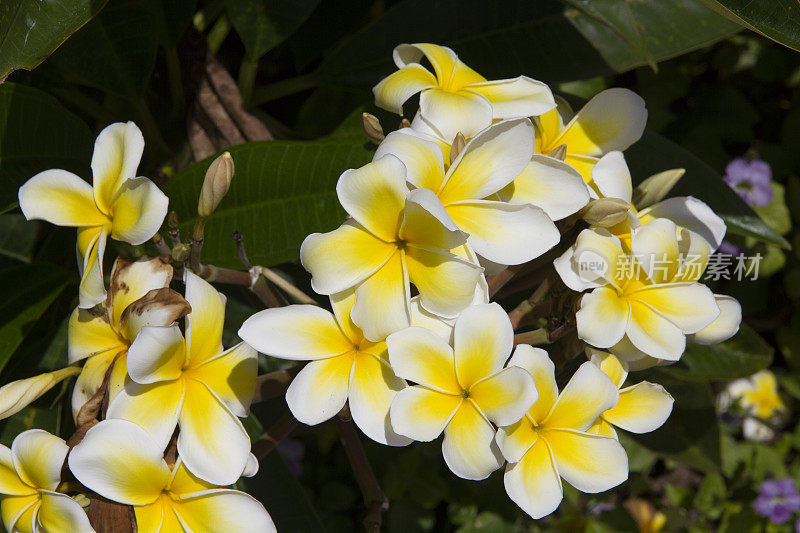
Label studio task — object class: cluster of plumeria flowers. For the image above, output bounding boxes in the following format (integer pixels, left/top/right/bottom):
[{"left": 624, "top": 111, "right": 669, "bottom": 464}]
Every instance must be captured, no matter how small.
[{"left": 0, "top": 42, "right": 747, "bottom": 530}]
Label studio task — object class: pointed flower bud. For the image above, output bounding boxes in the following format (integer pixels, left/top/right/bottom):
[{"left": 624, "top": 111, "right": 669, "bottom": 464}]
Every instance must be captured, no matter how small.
[
  {"left": 450, "top": 132, "right": 467, "bottom": 164},
  {"left": 632, "top": 168, "right": 685, "bottom": 209},
  {"left": 398, "top": 118, "right": 411, "bottom": 129},
  {"left": 198, "top": 152, "right": 235, "bottom": 217},
  {"left": 0, "top": 367, "right": 81, "bottom": 420},
  {"left": 361, "top": 113, "right": 385, "bottom": 144},
  {"left": 580, "top": 197, "right": 630, "bottom": 227}
]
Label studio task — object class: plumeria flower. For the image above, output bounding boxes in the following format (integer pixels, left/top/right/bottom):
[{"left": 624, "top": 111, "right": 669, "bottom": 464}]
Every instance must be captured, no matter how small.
[
  {"left": 555, "top": 220, "right": 725, "bottom": 366},
  {"left": 0, "top": 430, "right": 93, "bottom": 533},
  {"left": 373, "top": 43, "right": 555, "bottom": 140},
  {"left": 106, "top": 271, "right": 257, "bottom": 485},
  {"left": 586, "top": 350, "right": 673, "bottom": 438},
  {"left": 387, "top": 303, "right": 538, "bottom": 480},
  {"left": 497, "top": 346, "right": 627, "bottom": 519},
  {"left": 726, "top": 370, "right": 787, "bottom": 422},
  {"left": 68, "top": 257, "right": 190, "bottom": 418},
  {"left": 586, "top": 151, "right": 727, "bottom": 251},
  {"left": 238, "top": 289, "right": 410, "bottom": 446},
  {"left": 374, "top": 118, "right": 578, "bottom": 267},
  {"left": 534, "top": 89, "right": 647, "bottom": 182},
  {"left": 69, "top": 420, "right": 275, "bottom": 532},
  {"left": 301, "top": 155, "right": 483, "bottom": 341},
  {"left": 723, "top": 157, "right": 774, "bottom": 207},
  {"left": 18, "top": 122, "right": 169, "bottom": 308}
]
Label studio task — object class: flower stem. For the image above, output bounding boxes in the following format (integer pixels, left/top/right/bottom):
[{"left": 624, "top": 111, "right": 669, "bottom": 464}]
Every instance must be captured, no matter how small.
[
  {"left": 508, "top": 275, "right": 553, "bottom": 329},
  {"left": 253, "top": 412, "right": 299, "bottom": 459}
]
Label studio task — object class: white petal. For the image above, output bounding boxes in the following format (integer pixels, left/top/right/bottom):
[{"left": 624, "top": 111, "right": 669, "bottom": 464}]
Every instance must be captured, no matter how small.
[
  {"left": 503, "top": 439, "right": 563, "bottom": 519},
  {"left": 374, "top": 130, "right": 445, "bottom": 191},
  {"left": 109, "top": 177, "right": 169, "bottom": 245},
  {"left": 466, "top": 76, "right": 556, "bottom": 118},
  {"left": 576, "top": 288, "right": 629, "bottom": 349},
  {"left": 442, "top": 401, "right": 504, "bottom": 480},
  {"left": 544, "top": 429, "right": 628, "bottom": 492},
  {"left": 373, "top": 64, "right": 436, "bottom": 115},
  {"left": 37, "top": 491, "right": 93, "bottom": 533},
  {"left": 453, "top": 303, "right": 513, "bottom": 388},
  {"left": 126, "top": 325, "right": 186, "bottom": 384},
  {"left": 591, "top": 151, "right": 632, "bottom": 202},
  {"left": 640, "top": 196, "right": 726, "bottom": 251},
  {"left": 11, "top": 430, "right": 68, "bottom": 491},
  {"left": 285, "top": 355, "right": 352, "bottom": 425},
  {"left": 690, "top": 295, "right": 741, "bottom": 345},
  {"left": 171, "top": 489, "right": 276, "bottom": 533},
  {"left": 68, "top": 419, "right": 169, "bottom": 505},
  {"left": 91, "top": 122, "right": 145, "bottom": 214},
  {"left": 349, "top": 352, "right": 411, "bottom": 446},
  {"left": 238, "top": 305, "right": 353, "bottom": 361},
  {"left": 605, "top": 382, "right": 674, "bottom": 433},
  {"left": 389, "top": 386, "right": 460, "bottom": 441},
  {"left": 446, "top": 200, "right": 559, "bottom": 266},
  {"left": 545, "top": 362, "right": 619, "bottom": 432},
  {"left": 419, "top": 88, "right": 493, "bottom": 141},
  {"left": 18, "top": 169, "right": 107, "bottom": 227}
]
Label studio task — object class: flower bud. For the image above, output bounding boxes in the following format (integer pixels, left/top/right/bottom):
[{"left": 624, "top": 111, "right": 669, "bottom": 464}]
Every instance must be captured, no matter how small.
[
  {"left": 0, "top": 367, "right": 81, "bottom": 420},
  {"left": 548, "top": 144, "right": 567, "bottom": 161},
  {"left": 399, "top": 118, "right": 411, "bottom": 129},
  {"left": 361, "top": 113, "right": 384, "bottom": 144},
  {"left": 580, "top": 198, "right": 630, "bottom": 227},
  {"left": 450, "top": 132, "right": 466, "bottom": 164},
  {"left": 172, "top": 243, "right": 190, "bottom": 263},
  {"left": 632, "top": 168, "right": 685, "bottom": 209},
  {"left": 198, "top": 152, "right": 234, "bottom": 218}
]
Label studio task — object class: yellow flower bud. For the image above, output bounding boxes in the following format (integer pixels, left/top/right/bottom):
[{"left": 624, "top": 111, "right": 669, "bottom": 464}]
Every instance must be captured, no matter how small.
[
  {"left": 198, "top": 152, "right": 234, "bottom": 217},
  {"left": 632, "top": 168, "right": 685, "bottom": 209},
  {"left": 580, "top": 197, "right": 630, "bottom": 227},
  {"left": 0, "top": 367, "right": 81, "bottom": 420}
]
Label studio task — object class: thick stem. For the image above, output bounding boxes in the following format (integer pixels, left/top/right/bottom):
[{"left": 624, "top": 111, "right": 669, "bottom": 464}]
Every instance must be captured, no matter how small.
[
  {"left": 189, "top": 217, "right": 206, "bottom": 272},
  {"left": 253, "top": 412, "right": 298, "bottom": 459},
  {"left": 151, "top": 234, "right": 171, "bottom": 257},
  {"left": 237, "top": 57, "right": 259, "bottom": 108},
  {"left": 206, "top": 15, "right": 231, "bottom": 54},
  {"left": 196, "top": 264, "right": 252, "bottom": 285},
  {"left": 336, "top": 411, "right": 388, "bottom": 533},
  {"left": 508, "top": 275, "right": 553, "bottom": 329},
  {"left": 513, "top": 328, "right": 549, "bottom": 345},
  {"left": 253, "top": 266, "right": 318, "bottom": 305}
]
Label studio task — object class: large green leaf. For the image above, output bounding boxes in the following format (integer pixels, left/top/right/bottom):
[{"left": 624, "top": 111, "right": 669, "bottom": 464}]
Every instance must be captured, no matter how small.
[
  {"left": 0, "top": 83, "right": 93, "bottom": 211},
  {"left": 0, "top": 0, "right": 108, "bottom": 81},
  {"left": 49, "top": 0, "right": 158, "bottom": 98},
  {"left": 0, "top": 215, "right": 39, "bottom": 262},
  {"left": 228, "top": 0, "right": 321, "bottom": 61},
  {"left": 310, "top": 0, "right": 737, "bottom": 88},
  {"left": 702, "top": 0, "right": 800, "bottom": 52},
  {"left": 626, "top": 130, "right": 790, "bottom": 248},
  {"left": 163, "top": 139, "right": 373, "bottom": 268},
  {"left": 565, "top": 0, "right": 741, "bottom": 72},
  {"left": 0, "top": 264, "right": 70, "bottom": 375},
  {"left": 629, "top": 369, "right": 721, "bottom": 472},
  {"left": 662, "top": 323, "right": 773, "bottom": 381}
]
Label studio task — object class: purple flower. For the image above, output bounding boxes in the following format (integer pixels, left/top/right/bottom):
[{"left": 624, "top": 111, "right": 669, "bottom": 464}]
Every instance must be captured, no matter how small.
[
  {"left": 717, "top": 240, "right": 745, "bottom": 257},
  {"left": 723, "top": 158, "right": 774, "bottom": 207},
  {"left": 754, "top": 478, "right": 800, "bottom": 524}
]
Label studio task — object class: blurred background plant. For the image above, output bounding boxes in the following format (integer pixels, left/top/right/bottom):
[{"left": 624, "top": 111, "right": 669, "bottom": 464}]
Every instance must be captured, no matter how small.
[{"left": 2, "top": 0, "right": 800, "bottom": 531}]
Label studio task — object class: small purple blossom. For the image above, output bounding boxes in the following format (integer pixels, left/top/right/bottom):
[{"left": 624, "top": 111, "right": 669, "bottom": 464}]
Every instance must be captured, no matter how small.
[
  {"left": 717, "top": 240, "right": 745, "bottom": 257},
  {"left": 754, "top": 478, "right": 800, "bottom": 524},
  {"left": 723, "top": 158, "right": 774, "bottom": 207}
]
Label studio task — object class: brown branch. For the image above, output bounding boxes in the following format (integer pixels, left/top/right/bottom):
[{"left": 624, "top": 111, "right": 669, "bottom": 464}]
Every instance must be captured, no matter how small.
[
  {"left": 232, "top": 231, "right": 285, "bottom": 307},
  {"left": 253, "top": 412, "right": 299, "bottom": 459},
  {"left": 252, "top": 367, "right": 300, "bottom": 403},
  {"left": 508, "top": 275, "right": 553, "bottom": 329},
  {"left": 151, "top": 233, "right": 171, "bottom": 257},
  {"left": 337, "top": 409, "right": 388, "bottom": 533}
]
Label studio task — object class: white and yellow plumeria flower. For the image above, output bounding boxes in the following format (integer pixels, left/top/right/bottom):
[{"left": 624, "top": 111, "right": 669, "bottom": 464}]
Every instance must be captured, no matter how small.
[
  {"left": 0, "top": 430, "right": 94, "bottom": 533},
  {"left": 387, "top": 303, "right": 538, "bottom": 480},
  {"left": 239, "top": 289, "right": 410, "bottom": 446},
  {"left": 374, "top": 118, "right": 575, "bottom": 267},
  {"left": 534, "top": 89, "right": 647, "bottom": 182},
  {"left": 300, "top": 155, "right": 483, "bottom": 341},
  {"left": 726, "top": 370, "right": 787, "bottom": 421},
  {"left": 373, "top": 43, "right": 555, "bottom": 140},
  {"left": 69, "top": 419, "right": 275, "bottom": 533},
  {"left": 0, "top": 367, "right": 81, "bottom": 421},
  {"left": 68, "top": 257, "right": 189, "bottom": 418},
  {"left": 586, "top": 350, "right": 673, "bottom": 439},
  {"left": 554, "top": 220, "right": 722, "bottom": 364},
  {"left": 497, "top": 347, "right": 627, "bottom": 519},
  {"left": 18, "top": 122, "right": 169, "bottom": 308},
  {"left": 588, "top": 151, "right": 727, "bottom": 251},
  {"left": 106, "top": 271, "right": 257, "bottom": 485}
]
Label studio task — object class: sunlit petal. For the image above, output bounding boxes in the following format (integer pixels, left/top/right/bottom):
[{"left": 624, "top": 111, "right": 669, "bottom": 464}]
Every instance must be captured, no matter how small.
[
  {"left": 349, "top": 351, "right": 410, "bottom": 446},
  {"left": 106, "top": 379, "right": 185, "bottom": 450},
  {"left": 352, "top": 250, "right": 410, "bottom": 342},
  {"left": 576, "top": 287, "right": 629, "bottom": 349},
  {"left": 503, "top": 439, "right": 563, "bottom": 519},
  {"left": 626, "top": 301, "right": 686, "bottom": 361},
  {"left": 591, "top": 151, "right": 632, "bottom": 202},
  {"left": 374, "top": 131, "right": 445, "bottom": 191},
  {"left": 631, "top": 283, "right": 719, "bottom": 334},
  {"left": 545, "top": 362, "right": 619, "bottom": 431},
  {"left": 37, "top": 491, "right": 93, "bottom": 533},
  {"left": 544, "top": 428, "right": 628, "bottom": 492},
  {"left": 189, "top": 342, "right": 258, "bottom": 418},
  {"left": 691, "top": 295, "right": 741, "bottom": 345},
  {"left": 405, "top": 245, "right": 482, "bottom": 318},
  {"left": 507, "top": 345, "right": 558, "bottom": 423},
  {"left": 469, "top": 367, "right": 537, "bottom": 426},
  {"left": 170, "top": 489, "right": 276, "bottom": 533},
  {"left": 11, "top": 430, "right": 68, "bottom": 492},
  {"left": 386, "top": 326, "right": 460, "bottom": 393},
  {"left": 419, "top": 88, "right": 493, "bottom": 141},
  {"left": 285, "top": 353, "right": 353, "bottom": 425},
  {"left": 126, "top": 325, "right": 186, "bottom": 384},
  {"left": 373, "top": 64, "right": 437, "bottom": 115},
  {"left": 605, "top": 382, "right": 674, "bottom": 433},
  {"left": 109, "top": 177, "right": 169, "bottom": 245},
  {"left": 389, "top": 386, "right": 461, "bottom": 442},
  {"left": 184, "top": 270, "right": 225, "bottom": 366},
  {"left": 91, "top": 122, "right": 145, "bottom": 214},
  {"left": 466, "top": 76, "right": 555, "bottom": 118},
  {"left": 18, "top": 169, "right": 107, "bottom": 227},
  {"left": 442, "top": 401, "right": 503, "bottom": 480}
]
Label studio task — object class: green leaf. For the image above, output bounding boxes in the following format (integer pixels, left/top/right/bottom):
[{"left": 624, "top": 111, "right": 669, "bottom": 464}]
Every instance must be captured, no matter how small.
[
  {"left": 0, "top": 0, "right": 108, "bottom": 81},
  {"left": 625, "top": 130, "right": 790, "bottom": 248},
  {"left": 630, "top": 369, "right": 721, "bottom": 472},
  {"left": 0, "top": 264, "right": 70, "bottom": 375},
  {"left": 49, "top": 0, "right": 158, "bottom": 98},
  {"left": 227, "top": 0, "right": 321, "bottom": 61},
  {"left": 0, "top": 83, "right": 93, "bottom": 211},
  {"left": 703, "top": 0, "right": 800, "bottom": 53},
  {"left": 0, "top": 215, "right": 39, "bottom": 262},
  {"left": 163, "top": 139, "right": 373, "bottom": 268},
  {"left": 147, "top": 0, "right": 197, "bottom": 47},
  {"left": 753, "top": 182, "right": 791, "bottom": 236},
  {"left": 565, "top": 0, "right": 741, "bottom": 72},
  {"left": 311, "top": 0, "right": 738, "bottom": 89},
  {"left": 662, "top": 323, "right": 773, "bottom": 381}
]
